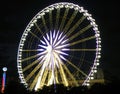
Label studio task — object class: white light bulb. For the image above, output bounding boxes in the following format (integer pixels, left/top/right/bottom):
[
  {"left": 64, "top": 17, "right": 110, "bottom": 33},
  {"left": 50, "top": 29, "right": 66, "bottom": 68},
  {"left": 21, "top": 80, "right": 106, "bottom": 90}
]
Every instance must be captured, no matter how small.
[{"left": 2, "top": 67, "right": 7, "bottom": 72}]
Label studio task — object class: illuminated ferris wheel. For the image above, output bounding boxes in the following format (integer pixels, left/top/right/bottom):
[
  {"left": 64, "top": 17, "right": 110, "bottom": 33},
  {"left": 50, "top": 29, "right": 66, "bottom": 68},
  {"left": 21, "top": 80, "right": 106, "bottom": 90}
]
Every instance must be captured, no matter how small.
[{"left": 17, "top": 2, "right": 101, "bottom": 91}]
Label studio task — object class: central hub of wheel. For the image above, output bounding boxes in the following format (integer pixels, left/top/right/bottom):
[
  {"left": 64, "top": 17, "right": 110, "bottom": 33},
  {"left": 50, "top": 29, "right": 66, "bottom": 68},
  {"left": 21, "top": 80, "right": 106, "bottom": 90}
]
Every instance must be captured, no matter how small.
[{"left": 47, "top": 45, "right": 52, "bottom": 53}]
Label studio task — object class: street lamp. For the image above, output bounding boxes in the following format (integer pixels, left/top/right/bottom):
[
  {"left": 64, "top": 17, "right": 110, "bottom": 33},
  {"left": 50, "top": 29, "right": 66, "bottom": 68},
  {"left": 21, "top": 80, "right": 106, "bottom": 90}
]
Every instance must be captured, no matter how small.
[{"left": 1, "top": 67, "right": 7, "bottom": 93}]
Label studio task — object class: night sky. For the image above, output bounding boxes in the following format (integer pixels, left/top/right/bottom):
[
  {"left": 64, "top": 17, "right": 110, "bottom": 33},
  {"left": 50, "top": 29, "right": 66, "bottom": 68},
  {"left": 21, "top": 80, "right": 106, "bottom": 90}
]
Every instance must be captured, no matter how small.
[{"left": 0, "top": 0, "right": 120, "bottom": 82}]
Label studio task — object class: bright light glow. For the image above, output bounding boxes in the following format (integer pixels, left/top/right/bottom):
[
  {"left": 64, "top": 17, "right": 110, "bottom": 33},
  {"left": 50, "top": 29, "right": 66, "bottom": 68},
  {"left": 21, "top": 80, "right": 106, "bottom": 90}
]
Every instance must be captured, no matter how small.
[
  {"left": 90, "top": 77, "right": 94, "bottom": 80},
  {"left": 2, "top": 67, "right": 7, "bottom": 72},
  {"left": 35, "top": 31, "right": 69, "bottom": 90}
]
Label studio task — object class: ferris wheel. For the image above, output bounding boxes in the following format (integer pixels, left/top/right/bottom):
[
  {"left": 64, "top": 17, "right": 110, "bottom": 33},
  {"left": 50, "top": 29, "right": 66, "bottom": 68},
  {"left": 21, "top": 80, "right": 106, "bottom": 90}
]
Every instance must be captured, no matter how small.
[{"left": 17, "top": 2, "right": 101, "bottom": 91}]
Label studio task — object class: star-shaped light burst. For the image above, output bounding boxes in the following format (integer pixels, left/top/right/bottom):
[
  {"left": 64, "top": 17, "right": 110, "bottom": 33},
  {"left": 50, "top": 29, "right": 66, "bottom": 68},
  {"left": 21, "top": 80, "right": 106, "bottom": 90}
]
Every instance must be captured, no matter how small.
[{"left": 35, "top": 30, "right": 70, "bottom": 90}]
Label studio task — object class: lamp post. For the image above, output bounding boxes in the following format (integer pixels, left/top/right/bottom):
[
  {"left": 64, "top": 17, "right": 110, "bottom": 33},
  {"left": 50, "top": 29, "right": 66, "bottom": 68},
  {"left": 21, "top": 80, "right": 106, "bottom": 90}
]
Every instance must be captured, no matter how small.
[{"left": 1, "top": 67, "right": 7, "bottom": 93}]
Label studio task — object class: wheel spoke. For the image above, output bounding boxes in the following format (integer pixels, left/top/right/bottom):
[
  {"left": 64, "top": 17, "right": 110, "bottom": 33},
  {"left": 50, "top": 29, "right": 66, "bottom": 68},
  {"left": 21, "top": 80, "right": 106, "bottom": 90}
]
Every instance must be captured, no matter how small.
[
  {"left": 23, "top": 56, "right": 43, "bottom": 72},
  {"left": 29, "top": 31, "right": 41, "bottom": 41},
  {"left": 41, "top": 16, "right": 48, "bottom": 32},
  {"left": 54, "top": 68, "right": 59, "bottom": 84},
  {"left": 62, "top": 64, "right": 79, "bottom": 86},
  {"left": 55, "top": 8, "right": 60, "bottom": 30},
  {"left": 21, "top": 50, "right": 47, "bottom": 62},
  {"left": 69, "top": 36, "right": 96, "bottom": 47},
  {"left": 66, "top": 59, "right": 87, "bottom": 77},
  {"left": 29, "top": 69, "right": 42, "bottom": 90},
  {"left": 49, "top": 10, "right": 53, "bottom": 31},
  {"left": 35, "top": 61, "right": 47, "bottom": 90},
  {"left": 58, "top": 60, "right": 68, "bottom": 86},
  {"left": 25, "top": 55, "right": 47, "bottom": 82},
  {"left": 53, "top": 51, "right": 68, "bottom": 86},
  {"left": 25, "top": 63, "right": 42, "bottom": 82},
  {"left": 68, "top": 24, "right": 92, "bottom": 41},
  {"left": 39, "top": 68, "right": 49, "bottom": 88},
  {"left": 63, "top": 10, "right": 78, "bottom": 33},
  {"left": 70, "top": 48, "right": 96, "bottom": 51},
  {"left": 22, "top": 49, "right": 44, "bottom": 52},
  {"left": 59, "top": 8, "right": 69, "bottom": 31},
  {"left": 21, "top": 53, "right": 41, "bottom": 62},
  {"left": 35, "top": 23, "right": 44, "bottom": 35},
  {"left": 47, "top": 70, "right": 52, "bottom": 86},
  {"left": 66, "top": 15, "right": 86, "bottom": 37}
]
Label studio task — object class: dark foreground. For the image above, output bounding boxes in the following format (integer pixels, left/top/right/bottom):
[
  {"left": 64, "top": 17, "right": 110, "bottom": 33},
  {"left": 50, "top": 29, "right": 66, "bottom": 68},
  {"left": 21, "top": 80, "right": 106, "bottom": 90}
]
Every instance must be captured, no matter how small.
[{"left": 0, "top": 80, "right": 119, "bottom": 94}]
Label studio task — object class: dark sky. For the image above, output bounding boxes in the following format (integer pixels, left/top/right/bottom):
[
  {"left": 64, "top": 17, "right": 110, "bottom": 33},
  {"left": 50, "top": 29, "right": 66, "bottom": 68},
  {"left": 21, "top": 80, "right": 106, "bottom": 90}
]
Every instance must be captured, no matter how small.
[{"left": 0, "top": 0, "right": 120, "bottom": 82}]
